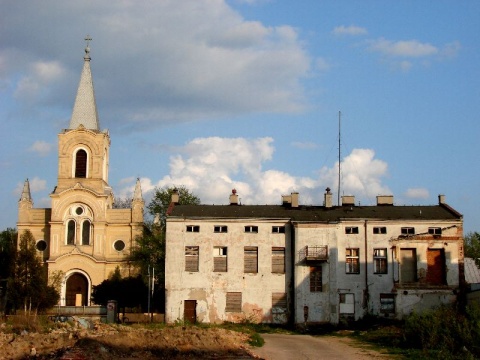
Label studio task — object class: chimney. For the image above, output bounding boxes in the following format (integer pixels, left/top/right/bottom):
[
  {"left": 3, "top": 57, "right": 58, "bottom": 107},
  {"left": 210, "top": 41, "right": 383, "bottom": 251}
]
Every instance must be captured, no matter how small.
[
  {"left": 377, "top": 195, "right": 394, "bottom": 206},
  {"left": 171, "top": 188, "right": 179, "bottom": 204},
  {"left": 324, "top": 187, "right": 333, "bottom": 208},
  {"left": 342, "top": 195, "right": 355, "bottom": 206},
  {"left": 291, "top": 192, "right": 299, "bottom": 208},
  {"left": 281, "top": 192, "right": 299, "bottom": 208},
  {"left": 229, "top": 189, "right": 239, "bottom": 205},
  {"left": 438, "top": 194, "right": 446, "bottom": 204}
]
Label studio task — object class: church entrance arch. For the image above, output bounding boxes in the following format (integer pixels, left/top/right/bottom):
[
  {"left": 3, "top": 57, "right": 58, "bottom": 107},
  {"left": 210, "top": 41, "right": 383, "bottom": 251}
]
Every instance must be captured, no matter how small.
[{"left": 65, "top": 272, "right": 90, "bottom": 306}]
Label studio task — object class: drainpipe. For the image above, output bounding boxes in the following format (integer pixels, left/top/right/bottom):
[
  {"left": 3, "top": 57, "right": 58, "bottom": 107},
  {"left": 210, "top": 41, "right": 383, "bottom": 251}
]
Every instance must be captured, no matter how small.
[
  {"left": 289, "top": 220, "right": 295, "bottom": 327},
  {"left": 364, "top": 220, "right": 369, "bottom": 315}
]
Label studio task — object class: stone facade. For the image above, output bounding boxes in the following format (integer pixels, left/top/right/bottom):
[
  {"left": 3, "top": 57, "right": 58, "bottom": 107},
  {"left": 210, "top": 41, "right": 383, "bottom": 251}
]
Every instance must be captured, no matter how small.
[{"left": 17, "top": 43, "right": 144, "bottom": 306}]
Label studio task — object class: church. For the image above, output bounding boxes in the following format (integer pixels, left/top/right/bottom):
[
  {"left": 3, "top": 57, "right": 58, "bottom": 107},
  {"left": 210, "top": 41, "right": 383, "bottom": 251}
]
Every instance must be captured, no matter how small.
[{"left": 17, "top": 39, "right": 144, "bottom": 307}]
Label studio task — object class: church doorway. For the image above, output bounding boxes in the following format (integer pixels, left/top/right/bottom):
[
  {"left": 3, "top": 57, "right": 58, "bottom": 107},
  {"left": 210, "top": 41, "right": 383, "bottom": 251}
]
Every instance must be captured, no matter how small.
[{"left": 65, "top": 273, "right": 89, "bottom": 306}]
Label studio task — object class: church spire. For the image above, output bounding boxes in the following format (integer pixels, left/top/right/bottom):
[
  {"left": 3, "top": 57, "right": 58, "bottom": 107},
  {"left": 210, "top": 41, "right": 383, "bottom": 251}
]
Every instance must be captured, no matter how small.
[
  {"left": 20, "top": 179, "right": 32, "bottom": 202},
  {"left": 69, "top": 35, "right": 100, "bottom": 131},
  {"left": 133, "top": 178, "right": 143, "bottom": 202}
]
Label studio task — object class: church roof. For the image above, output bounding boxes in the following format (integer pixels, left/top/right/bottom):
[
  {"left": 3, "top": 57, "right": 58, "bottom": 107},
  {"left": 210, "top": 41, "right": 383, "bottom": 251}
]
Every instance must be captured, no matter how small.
[
  {"left": 69, "top": 36, "right": 100, "bottom": 131},
  {"left": 19, "top": 179, "right": 32, "bottom": 202}
]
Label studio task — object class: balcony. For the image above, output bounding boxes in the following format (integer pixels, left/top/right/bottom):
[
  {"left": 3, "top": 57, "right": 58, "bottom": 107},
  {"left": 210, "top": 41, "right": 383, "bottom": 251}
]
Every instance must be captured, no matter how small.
[{"left": 299, "top": 245, "right": 328, "bottom": 264}]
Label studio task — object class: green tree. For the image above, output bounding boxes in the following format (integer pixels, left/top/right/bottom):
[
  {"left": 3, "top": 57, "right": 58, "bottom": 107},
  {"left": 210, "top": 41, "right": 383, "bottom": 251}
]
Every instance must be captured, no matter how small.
[
  {"left": 146, "top": 185, "right": 200, "bottom": 228},
  {"left": 113, "top": 196, "right": 133, "bottom": 209},
  {"left": 8, "top": 230, "right": 59, "bottom": 313},
  {"left": 465, "top": 232, "right": 480, "bottom": 267},
  {"left": 0, "top": 228, "right": 17, "bottom": 280}
]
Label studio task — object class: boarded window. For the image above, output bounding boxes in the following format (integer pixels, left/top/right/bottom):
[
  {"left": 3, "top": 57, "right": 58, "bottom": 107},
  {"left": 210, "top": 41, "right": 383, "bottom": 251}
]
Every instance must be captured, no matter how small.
[
  {"left": 374, "top": 248, "right": 387, "bottom": 274},
  {"left": 373, "top": 227, "right": 387, "bottom": 234},
  {"left": 339, "top": 293, "right": 355, "bottom": 314},
  {"left": 345, "top": 248, "right": 360, "bottom": 274},
  {"left": 272, "top": 226, "right": 285, "bottom": 233},
  {"left": 185, "top": 246, "right": 199, "bottom": 272},
  {"left": 310, "top": 266, "right": 322, "bottom": 292},
  {"left": 426, "top": 249, "right": 446, "bottom": 285},
  {"left": 226, "top": 292, "right": 242, "bottom": 312},
  {"left": 67, "top": 220, "right": 75, "bottom": 245},
  {"left": 345, "top": 227, "right": 359, "bottom": 234},
  {"left": 400, "top": 248, "right": 417, "bottom": 283},
  {"left": 272, "top": 292, "right": 287, "bottom": 309},
  {"left": 82, "top": 221, "right": 91, "bottom": 245},
  {"left": 75, "top": 149, "right": 87, "bottom": 178},
  {"left": 272, "top": 247, "right": 285, "bottom": 273},
  {"left": 213, "top": 246, "right": 227, "bottom": 272},
  {"left": 380, "top": 294, "right": 395, "bottom": 314},
  {"left": 214, "top": 225, "right": 228, "bottom": 233},
  {"left": 244, "top": 246, "right": 258, "bottom": 273},
  {"left": 186, "top": 225, "right": 200, "bottom": 232}
]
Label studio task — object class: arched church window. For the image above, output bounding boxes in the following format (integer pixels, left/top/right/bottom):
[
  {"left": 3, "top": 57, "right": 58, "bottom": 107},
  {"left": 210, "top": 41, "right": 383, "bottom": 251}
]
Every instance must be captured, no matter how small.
[
  {"left": 82, "top": 220, "right": 91, "bottom": 245},
  {"left": 75, "top": 149, "right": 87, "bottom": 178},
  {"left": 67, "top": 220, "right": 76, "bottom": 245}
]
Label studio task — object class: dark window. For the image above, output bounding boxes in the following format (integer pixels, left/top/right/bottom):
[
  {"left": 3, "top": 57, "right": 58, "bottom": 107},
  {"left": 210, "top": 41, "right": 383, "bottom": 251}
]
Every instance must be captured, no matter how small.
[
  {"left": 272, "top": 226, "right": 285, "bottom": 233},
  {"left": 345, "top": 227, "right": 359, "bottom": 234},
  {"left": 428, "top": 227, "right": 442, "bottom": 235},
  {"left": 346, "top": 248, "right": 360, "bottom": 274},
  {"left": 374, "top": 248, "right": 388, "bottom": 274},
  {"left": 75, "top": 149, "right": 87, "bottom": 178},
  {"left": 67, "top": 220, "right": 75, "bottom": 245},
  {"left": 226, "top": 292, "right": 242, "bottom": 312},
  {"left": 272, "top": 247, "right": 285, "bottom": 273},
  {"left": 214, "top": 225, "right": 228, "bottom": 233},
  {"left": 244, "top": 246, "right": 258, "bottom": 273},
  {"left": 36, "top": 240, "right": 47, "bottom": 251},
  {"left": 380, "top": 294, "right": 395, "bottom": 314},
  {"left": 244, "top": 226, "right": 258, "bottom": 233},
  {"left": 213, "top": 246, "right": 227, "bottom": 272},
  {"left": 310, "top": 266, "right": 322, "bottom": 292},
  {"left": 401, "top": 227, "right": 415, "bottom": 235},
  {"left": 373, "top": 227, "right": 387, "bottom": 234},
  {"left": 185, "top": 246, "right": 199, "bottom": 272},
  {"left": 82, "top": 221, "right": 91, "bottom": 245},
  {"left": 114, "top": 240, "right": 125, "bottom": 251},
  {"left": 186, "top": 225, "right": 200, "bottom": 232}
]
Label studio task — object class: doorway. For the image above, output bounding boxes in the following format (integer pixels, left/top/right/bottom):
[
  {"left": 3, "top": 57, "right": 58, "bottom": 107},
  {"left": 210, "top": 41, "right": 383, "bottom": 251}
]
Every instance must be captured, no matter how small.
[
  {"left": 66, "top": 273, "right": 89, "bottom": 306},
  {"left": 184, "top": 300, "right": 197, "bottom": 323}
]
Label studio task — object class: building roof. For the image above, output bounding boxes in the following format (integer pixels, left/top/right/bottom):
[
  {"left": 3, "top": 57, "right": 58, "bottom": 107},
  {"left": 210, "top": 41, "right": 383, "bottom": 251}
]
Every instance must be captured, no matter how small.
[
  {"left": 465, "top": 258, "right": 480, "bottom": 285},
  {"left": 168, "top": 203, "right": 462, "bottom": 222},
  {"left": 69, "top": 37, "right": 100, "bottom": 131}
]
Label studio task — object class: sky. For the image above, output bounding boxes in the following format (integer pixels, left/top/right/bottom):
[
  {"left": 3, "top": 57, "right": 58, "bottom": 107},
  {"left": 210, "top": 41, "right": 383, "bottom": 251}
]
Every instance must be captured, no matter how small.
[{"left": 1, "top": 0, "right": 479, "bottom": 233}]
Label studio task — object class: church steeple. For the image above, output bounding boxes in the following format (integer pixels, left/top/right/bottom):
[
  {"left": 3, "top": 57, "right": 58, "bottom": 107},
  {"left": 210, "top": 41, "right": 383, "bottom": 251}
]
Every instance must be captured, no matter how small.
[
  {"left": 69, "top": 35, "right": 100, "bottom": 131},
  {"left": 19, "top": 178, "right": 32, "bottom": 203}
]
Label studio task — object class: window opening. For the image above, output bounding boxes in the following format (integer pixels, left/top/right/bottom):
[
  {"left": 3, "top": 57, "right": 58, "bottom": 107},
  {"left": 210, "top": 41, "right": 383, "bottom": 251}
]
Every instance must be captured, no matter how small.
[
  {"left": 186, "top": 225, "right": 200, "bottom": 232},
  {"left": 272, "top": 226, "right": 285, "bottom": 233},
  {"left": 401, "top": 227, "right": 415, "bottom": 235},
  {"left": 244, "top": 246, "right": 258, "bottom": 273},
  {"left": 213, "top": 246, "right": 227, "bottom": 272},
  {"left": 214, "top": 225, "right": 228, "bottom": 233},
  {"left": 309, "top": 266, "right": 322, "bottom": 292},
  {"left": 67, "top": 220, "right": 75, "bottom": 245},
  {"left": 75, "top": 149, "right": 87, "bottom": 178},
  {"left": 345, "top": 227, "right": 359, "bottom": 234},
  {"left": 82, "top": 221, "right": 91, "bottom": 245},
  {"left": 374, "top": 248, "right": 388, "bottom": 274},
  {"left": 373, "top": 227, "right": 387, "bottom": 234},
  {"left": 185, "top": 246, "right": 199, "bottom": 272},
  {"left": 244, "top": 226, "right": 258, "bottom": 233},
  {"left": 272, "top": 247, "right": 285, "bottom": 273},
  {"left": 225, "top": 292, "right": 242, "bottom": 312},
  {"left": 345, "top": 248, "right": 360, "bottom": 274}
]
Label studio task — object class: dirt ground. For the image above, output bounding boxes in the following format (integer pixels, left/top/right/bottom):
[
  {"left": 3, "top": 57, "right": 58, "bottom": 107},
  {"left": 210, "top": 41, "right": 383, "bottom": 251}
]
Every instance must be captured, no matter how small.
[{"left": 0, "top": 320, "right": 256, "bottom": 359}]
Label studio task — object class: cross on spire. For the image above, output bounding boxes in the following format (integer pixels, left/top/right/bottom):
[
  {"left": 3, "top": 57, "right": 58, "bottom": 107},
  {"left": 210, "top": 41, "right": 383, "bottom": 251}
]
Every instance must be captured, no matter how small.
[{"left": 84, "top": 35, "right": 92, "bottom": 59}]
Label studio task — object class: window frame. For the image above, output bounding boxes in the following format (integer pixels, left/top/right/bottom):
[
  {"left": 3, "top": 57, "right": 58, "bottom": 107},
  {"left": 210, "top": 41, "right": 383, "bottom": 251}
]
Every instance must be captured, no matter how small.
[
  {"left": 213, "top": 246, "right": 228, "bottom": 272},
  {"left": 345, "top": 248, "right": 360, "bottom": 274},
  {"left": 309, "top": 266, "right": 322, "bottom": 292},
  {"left": 272, "top": 247, "right": 285, "bottom": 274},
  {"left": 225, "top": 292, "right": 242, "bottom": 312},
  {"left": 244, "top": 246, "right": 258, "bottom": 273},
  {"left": 373, "top": 226, "right": 387, "bottom": 234},
  {"left": 185, "top": 246, "right": 200, "bottom": 272},
  {"left": 214, "top": 225, "right": 228, "bottom": 233},
  {"left": 428, "top": 227, "right": 442, "bottom": 235},
  {"left": 272, "top": 226, "right": 285, "bottom": 234},
  {"left": 401, "top": 227, "right": 415, "bottom": 235},
  {"left": 186, "top": 225, "right": 200, "bottom": 233},
  {"left": 345, "top": 226, "right": 359, "bottom": 234},
  {"left": 244, "top": 225, "right": 259, "bottom": 233},
  {"left": 373, "top": 248, "right": 388, "bottom": 274}
]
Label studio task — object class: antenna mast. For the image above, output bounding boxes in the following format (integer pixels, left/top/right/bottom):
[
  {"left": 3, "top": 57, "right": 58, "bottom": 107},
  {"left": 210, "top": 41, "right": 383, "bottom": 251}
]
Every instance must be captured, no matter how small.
[{"left": 338, "top": 111, "right": 341, "bottom": 206}]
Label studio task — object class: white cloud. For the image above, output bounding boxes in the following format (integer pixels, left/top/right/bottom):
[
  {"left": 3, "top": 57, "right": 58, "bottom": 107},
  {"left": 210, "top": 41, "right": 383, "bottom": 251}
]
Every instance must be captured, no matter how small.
[
  {"left": 29, "top": 141, "right": 53, "bottom": 157},
  {"left": 2, "top": 1, "right": 311, "bottom": 129},
  {"left": 332, "top": 25, "right": 367, "bottom": 36},
  {"left": 119, "top": 137, "right": 391, "bottom": 207},
  {"left": 368, "top": 38, "right": 438, "bottom": 58},
  {"left": 404, "top": 187, "right": 429, "bottom": 199},
  {"left": 14, "top": 176, "right": 47, "bottom": 196}
]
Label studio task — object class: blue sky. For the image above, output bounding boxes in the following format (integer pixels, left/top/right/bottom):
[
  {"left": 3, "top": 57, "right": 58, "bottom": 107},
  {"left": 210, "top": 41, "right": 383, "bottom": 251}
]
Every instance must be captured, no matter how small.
[{"left": 1, "top": 0, "right": 479, "bottom": 233}]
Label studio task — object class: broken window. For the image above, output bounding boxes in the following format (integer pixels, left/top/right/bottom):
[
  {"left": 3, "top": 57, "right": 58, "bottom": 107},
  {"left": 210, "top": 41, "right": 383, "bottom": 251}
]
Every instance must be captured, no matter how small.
[
  {"left": 380, "top": 294, "right": 395, "bottom": 314},
  {"left": 185, "top": 246, "right": 199, "bottom": 272},
  {"left": 186, "top": 225, "right": 200, "bottom": 232},
  {"left": 213, "top": 246, "right": 227, "bottom": 272},
  {"left": 309, "top": 266, "right": 322, "bottom": 292},
  {"left": 373, "top": 248, "right": 388, "bottom": 274},
  {"left": 428, "top": 227, "right": 442, "bottom": 235},
  {"left": 244, "top": 246, "right": 258, "bottom": 273},
  {"left": 244, "top": 226, "right": 258, "bottom": 233},
  {"left": 401, "top": 227, "right": 415, "bottom": 235},
  {"left": 400, "top": 248, "right": 417, "bottom": 283},
  {"left": 214, "top": 225, "right": 228, "bottom": 233},
  {"left": 345, "top": 248, "right": 360, "bottom": 274},
  {"left": 225, "top": 292, "right": 242, "bottom": 312},
  {"left": 373, "top": 226, "right": 387, "bottom": 234},
  {"left": 272, "top": 226, "right": 285, "bottom": 234},
  {"left": 345, "top": 226, "right": 359, "bottom": 234},
  {"left": 272, "top": 247, "right": 285, "bottom": 274},
  {"left": 272, "top": 293, "right": 287, "bottom": 310}
]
